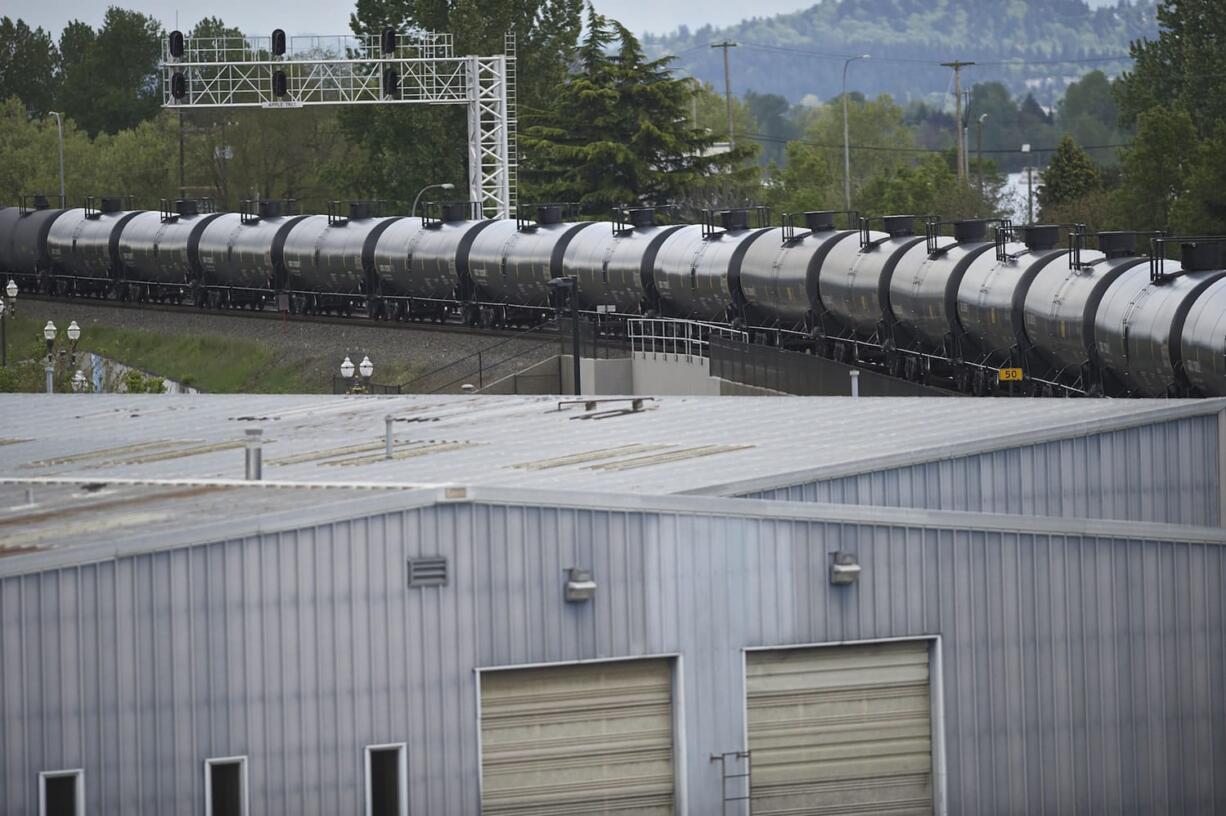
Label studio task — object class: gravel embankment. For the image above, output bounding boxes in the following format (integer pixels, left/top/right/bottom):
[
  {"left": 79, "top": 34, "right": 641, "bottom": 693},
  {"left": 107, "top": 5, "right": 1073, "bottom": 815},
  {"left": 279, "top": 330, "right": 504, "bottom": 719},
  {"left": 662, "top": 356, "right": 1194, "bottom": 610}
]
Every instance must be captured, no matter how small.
[{"left": 19, "top": 298, "right": 566, "bottom": 393}]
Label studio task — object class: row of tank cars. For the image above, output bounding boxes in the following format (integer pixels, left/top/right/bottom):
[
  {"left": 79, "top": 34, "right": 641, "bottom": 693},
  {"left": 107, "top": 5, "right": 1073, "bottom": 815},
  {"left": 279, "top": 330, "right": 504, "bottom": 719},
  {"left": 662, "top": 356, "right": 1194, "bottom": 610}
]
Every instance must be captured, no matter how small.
[{"left": 1, "top": 193, "right": 1225, "bottom": 398}]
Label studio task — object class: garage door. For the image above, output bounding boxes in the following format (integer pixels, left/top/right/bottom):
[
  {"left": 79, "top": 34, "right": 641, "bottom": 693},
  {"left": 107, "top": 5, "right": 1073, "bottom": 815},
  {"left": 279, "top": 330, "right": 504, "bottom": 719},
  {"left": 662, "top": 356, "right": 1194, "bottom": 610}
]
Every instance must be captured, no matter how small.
[
  {"left": 746, "top": 640, "right": 934, "bottom": 815},
  {"left": 480, "top": 659, "right": 675, "bottom": 815}
]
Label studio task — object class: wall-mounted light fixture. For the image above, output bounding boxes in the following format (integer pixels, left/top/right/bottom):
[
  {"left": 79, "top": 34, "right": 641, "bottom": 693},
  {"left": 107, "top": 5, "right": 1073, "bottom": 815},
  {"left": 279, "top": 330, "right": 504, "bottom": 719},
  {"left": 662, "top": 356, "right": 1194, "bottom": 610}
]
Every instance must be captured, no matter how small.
[
  {"left": 565, "top": 568, "right": 596, "bottom": 603},
  {"left": 829, "top": 551, "right": 861, "bottom": 586}
]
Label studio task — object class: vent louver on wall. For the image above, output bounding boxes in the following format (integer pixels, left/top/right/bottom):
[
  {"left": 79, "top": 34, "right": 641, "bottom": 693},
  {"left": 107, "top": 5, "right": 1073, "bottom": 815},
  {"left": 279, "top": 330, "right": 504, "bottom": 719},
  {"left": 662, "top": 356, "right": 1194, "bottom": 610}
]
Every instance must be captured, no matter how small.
[{"left": 408, "top": 557, "right": 448, "bottom": 587}]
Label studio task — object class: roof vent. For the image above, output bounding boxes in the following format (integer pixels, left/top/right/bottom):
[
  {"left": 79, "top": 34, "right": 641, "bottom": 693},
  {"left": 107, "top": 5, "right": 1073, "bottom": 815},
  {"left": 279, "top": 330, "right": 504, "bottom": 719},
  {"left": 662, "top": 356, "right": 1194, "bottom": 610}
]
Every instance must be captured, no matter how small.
[
  {"left": 882, "top": 214, "right": 915, "bottom": 238},
  {"left": 720, "top": 209, "right": 749, "bottom": 231},
  {"left": 536, "top": 204, "right": 563, "bottom": 225},
  {"left": 953, "top": 219, "right": 988, "bottom": 243},
  {"left": 1022, "top": 224, "right": 1060, "bottom": 251},
  {"left": 99, "top": 196, "right": 124, "bottom": 214},
  {"left": 176, "top": 199, "right": 199, "bottom": 217},
  {"left": 348, "top": 201, "right": 372, "bottom": 220},
  {"left": 1097, "top": 231, "right": 1137, "bottom": 258},
  {"left": 803, "top": 211, "right": 835, "bottom": 232},
  {"left": 440, "top": 202, "right": 471, "bottom": 223},
  {"left": 408, "top": 556, "right": 448, "bottom": 587},
  {"left": 629, "top": 207, "right": 656, "bottom": 228},
  {"left": 257, "top": 199, "right": 282, "bottom": 219},
  {"left": 1181, "top": 241, "right": 1223, "bottom": 272}
]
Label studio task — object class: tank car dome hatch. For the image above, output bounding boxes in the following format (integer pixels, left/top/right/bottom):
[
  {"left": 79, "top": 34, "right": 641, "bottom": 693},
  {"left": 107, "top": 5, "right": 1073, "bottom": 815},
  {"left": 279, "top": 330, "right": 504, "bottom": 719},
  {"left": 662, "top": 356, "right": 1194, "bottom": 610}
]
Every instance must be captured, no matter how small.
[
  {"left": 536, "top": 204, "right": 563, "bottom": 226},
  {"left": 1180, "top": 240, "right": 1223, "bottom": 272},
  {"left": 952, "top": 219, "right": 989, "bottom": 243},
  {"left": 256, "top": 199, "right": 282, "bottom": 219},
  {"left": 1021, "top": 224, "right": 1060, "bottom": 251},
  {"left": 803, "top": 211, "right": 836, "bottom": 232},
  {"left": 629, "top": 207, "right": 657, "bottom": 229},
  {"left": 562, "top": 211, "right": 684, "bottom": 314},
  {"left": 1097, "top": 231, "right": 1138, "bottom": 258},
  {"left": 882, "top": 215, "right": 916, "bottom": 237},
  {"left": 175, "top": 199, "right": 199, "bottom": 218},
  {"left": 347, "top": 201, "right": 373, "bottom": 221},
  {"left": 98, "top": 196, "right": 125, "bottom": 215},
  {"left": 440, "top": 202, "right": 474, "bottom": 223},
  {"left": 720, "top": 209, "right": 750, "bottom": 232}
]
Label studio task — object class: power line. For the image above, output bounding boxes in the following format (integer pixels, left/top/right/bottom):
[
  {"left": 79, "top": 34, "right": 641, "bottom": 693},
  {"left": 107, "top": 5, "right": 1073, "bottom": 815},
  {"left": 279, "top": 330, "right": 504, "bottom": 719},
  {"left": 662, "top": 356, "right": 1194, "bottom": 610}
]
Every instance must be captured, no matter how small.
[
  {"left": 741, "top": 131, "right": 1132, "bottom": 155},
  {"left": 700, "top": 41, "right": 1135, "bottom": 69}
]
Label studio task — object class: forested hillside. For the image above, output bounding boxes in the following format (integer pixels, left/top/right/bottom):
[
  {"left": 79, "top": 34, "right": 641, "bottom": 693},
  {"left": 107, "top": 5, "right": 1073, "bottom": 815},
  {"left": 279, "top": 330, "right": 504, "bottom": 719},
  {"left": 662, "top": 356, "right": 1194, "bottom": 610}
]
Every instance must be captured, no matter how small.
[{"left": 647, "top": 0, "right": 1158, "bottom": 106}]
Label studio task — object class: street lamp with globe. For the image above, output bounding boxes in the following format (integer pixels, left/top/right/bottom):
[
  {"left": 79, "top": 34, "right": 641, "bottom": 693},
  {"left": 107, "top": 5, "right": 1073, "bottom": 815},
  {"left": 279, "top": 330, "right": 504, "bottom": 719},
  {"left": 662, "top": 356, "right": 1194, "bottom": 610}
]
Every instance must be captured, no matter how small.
[{"left": 1, "top": 278, "right": 16, "bottom": 367}]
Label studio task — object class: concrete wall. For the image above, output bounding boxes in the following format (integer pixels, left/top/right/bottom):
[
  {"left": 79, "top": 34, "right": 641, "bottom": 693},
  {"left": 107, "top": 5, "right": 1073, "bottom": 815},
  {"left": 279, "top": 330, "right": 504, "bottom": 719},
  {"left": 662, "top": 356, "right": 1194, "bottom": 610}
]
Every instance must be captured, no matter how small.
[
  {"left": 2, "top": 494, "right": 1223, "bottom": 815},
  {"left": 742, "top": 414, "right": 1222, "bottom": 526},
  {"left": 480, "top": 355, "right": 561, "bottom": 395}
]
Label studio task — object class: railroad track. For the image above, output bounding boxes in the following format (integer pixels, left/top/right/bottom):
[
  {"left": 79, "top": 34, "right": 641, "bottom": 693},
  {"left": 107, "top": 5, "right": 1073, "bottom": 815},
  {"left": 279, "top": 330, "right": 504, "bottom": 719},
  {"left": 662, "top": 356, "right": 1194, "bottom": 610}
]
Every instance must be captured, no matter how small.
[{"left": 23, "top": 293, "right": 552, "bottom": 342}]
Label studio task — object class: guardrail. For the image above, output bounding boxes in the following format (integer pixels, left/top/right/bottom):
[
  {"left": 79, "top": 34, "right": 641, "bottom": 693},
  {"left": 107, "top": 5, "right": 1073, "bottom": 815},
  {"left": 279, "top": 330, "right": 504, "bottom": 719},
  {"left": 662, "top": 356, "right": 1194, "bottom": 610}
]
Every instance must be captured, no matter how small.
[{"left": 627, "top": 317, "right": 748, "bottom": 360}]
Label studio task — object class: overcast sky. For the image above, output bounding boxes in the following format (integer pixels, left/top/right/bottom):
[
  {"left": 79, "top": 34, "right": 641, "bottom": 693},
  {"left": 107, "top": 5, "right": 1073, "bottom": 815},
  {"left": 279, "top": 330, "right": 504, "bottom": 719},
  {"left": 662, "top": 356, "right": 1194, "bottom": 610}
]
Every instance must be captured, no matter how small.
[{"left": 7, "top": 1, "right": 813, "bottom": 40}]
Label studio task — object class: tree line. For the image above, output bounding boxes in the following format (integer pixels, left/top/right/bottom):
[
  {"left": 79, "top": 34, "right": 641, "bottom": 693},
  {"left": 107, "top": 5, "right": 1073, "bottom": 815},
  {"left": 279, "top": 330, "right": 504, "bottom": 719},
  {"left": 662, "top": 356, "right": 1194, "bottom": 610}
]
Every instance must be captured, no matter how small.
[{"left": 0, "top": 0, "right": 1221, "bottom": 235}]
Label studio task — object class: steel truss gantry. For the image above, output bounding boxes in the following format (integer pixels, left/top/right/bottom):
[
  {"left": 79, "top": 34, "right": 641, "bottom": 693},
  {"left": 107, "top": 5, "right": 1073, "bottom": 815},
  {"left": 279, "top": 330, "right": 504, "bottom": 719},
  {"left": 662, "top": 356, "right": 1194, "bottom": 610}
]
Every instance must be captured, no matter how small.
[{"left": 160, "top": 30, "right": 516, "bottom": 218}]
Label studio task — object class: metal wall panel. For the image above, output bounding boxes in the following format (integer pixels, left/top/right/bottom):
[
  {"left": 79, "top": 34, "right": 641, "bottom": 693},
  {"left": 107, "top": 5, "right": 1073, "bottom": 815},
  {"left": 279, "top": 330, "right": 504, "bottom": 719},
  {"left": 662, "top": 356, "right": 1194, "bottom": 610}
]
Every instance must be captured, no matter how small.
[
  {"left": 741, "top": 416, "right": 1220, "bottom": 526},
  {"left": 1, "top": 502, "right": 1223, "bottom": 815}
]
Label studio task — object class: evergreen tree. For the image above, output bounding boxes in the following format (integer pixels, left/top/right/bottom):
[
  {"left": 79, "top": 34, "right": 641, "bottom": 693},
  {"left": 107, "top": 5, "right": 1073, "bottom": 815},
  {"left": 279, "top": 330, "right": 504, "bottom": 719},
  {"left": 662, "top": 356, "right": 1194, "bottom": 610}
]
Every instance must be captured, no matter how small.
[
  {"left": 520, "top": 7, "right": 755, "bottom": 214},
  {"left": 1037, "top": 135, "right": 1100, "bottom": 217},
  {"left": 344, "top": 0, "right": 584, "bottom": 205}
]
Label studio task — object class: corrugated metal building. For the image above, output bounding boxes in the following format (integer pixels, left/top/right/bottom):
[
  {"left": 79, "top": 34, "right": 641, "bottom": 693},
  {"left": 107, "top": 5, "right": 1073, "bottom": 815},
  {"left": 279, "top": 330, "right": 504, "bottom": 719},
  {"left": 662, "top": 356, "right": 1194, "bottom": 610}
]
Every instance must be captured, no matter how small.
[{"left": 0, "top": 393, "right": 1224, "bottom": 815}]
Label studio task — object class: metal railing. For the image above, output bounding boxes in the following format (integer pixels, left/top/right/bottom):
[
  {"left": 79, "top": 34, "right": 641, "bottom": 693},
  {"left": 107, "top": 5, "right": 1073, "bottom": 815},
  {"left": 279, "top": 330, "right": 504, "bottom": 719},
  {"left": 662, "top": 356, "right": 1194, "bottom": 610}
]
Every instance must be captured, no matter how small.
[{"left": 627, "top": 317, "right": 748, "bottom": 360}]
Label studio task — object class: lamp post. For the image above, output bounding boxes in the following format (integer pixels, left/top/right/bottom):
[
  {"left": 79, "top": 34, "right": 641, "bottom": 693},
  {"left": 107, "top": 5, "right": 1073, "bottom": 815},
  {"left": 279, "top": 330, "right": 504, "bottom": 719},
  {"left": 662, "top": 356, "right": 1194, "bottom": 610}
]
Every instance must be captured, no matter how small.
[
  {"left": 411, "top": 183, "right": 456, "bottom": 218},
  {"left": 3, "top": 279, "right": 17, "bottom": 367},
  {"left": 548, "top": 276, "right": 581, "bottom": 395},
  {"left": 340, "top": 355, "right": 355, "bottom": 393},
  {"left": 359, "top": 355, "right": 374, "bottom": 392},
  {"left": 43, "top": 321, "right": 56, "bottom": 394},
  {"left": 48, "top": 112, "right": 65, "bottom": 204},
  {"left": 842, "top": 54, "right": 870, "bottom": 211},
  {"left": 976, "top": 113, "right": 988, "bottom": 200},
  {"left": 1021, "top": 143, "right": 1033, "bottom": 223}
]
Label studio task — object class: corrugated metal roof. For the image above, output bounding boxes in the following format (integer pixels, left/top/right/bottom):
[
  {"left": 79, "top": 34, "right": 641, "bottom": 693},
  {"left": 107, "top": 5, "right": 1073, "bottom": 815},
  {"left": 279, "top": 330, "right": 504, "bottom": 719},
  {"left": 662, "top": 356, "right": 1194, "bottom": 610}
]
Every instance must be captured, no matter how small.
[{"left": 0, "top": 393, "right": 1220, "bottom": 496}]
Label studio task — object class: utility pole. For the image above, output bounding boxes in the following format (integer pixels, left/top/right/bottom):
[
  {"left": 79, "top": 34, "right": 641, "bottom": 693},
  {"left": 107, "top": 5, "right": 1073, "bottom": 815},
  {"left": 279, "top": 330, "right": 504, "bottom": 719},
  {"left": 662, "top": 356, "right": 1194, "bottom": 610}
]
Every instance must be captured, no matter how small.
[
  {"left": 711, "top": 41, "right": 737, "bottom": 148},
  {"left": 178, "top": 111, "right": 186, "bottom": 200},
  {"left": 941, "top": 61, "right": 975, "bottom": 183},
  {"left": 962, "top": 90, "right": 971, "bottom": 179},
  {"left": 977, "top": 113, "right": 988, "bottom": 200}
]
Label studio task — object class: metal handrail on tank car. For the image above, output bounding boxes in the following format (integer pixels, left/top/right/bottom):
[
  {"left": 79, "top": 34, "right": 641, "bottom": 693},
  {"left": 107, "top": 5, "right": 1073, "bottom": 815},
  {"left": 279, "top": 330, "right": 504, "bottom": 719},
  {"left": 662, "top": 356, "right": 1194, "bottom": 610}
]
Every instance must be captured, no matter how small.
[{"left": 627, "top": 316, "right": 748, "bottom": 360}]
